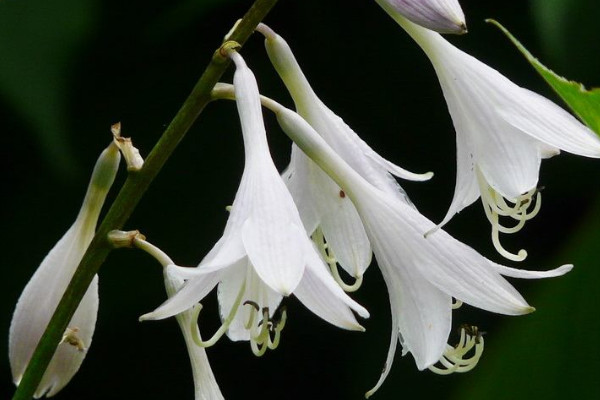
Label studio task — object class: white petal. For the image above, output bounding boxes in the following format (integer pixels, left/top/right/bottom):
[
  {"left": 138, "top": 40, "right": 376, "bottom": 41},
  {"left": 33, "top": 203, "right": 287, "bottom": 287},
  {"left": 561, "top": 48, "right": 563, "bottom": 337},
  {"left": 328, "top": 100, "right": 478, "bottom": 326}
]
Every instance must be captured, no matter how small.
[
  {"left": 380, "top": 257, "right": 452, "bottom": 370},
  {"left": 140, "top": 266, "right": 222, "bottom": 321},
  {"left": 360, "top": 192, "right": 534, "bottom": 316},
  {"left": 475, "top": 120, "right": 542, "bottom": 199},
  {"left": 498, "top": 88, "right": 600, "bottom": 158},
  {"left": 163, "top": 268, "right": 224, "bottom": 400},
  {"left": 263, "top": 28, "right": 427, "bottom": 199},
  {"left": 194, "top": 233, "right": 246, "bottom": 275},
  {"left": 312, "top": 166, "right": 372, "bottom": 277},
  {"left": 218, "top": 262, "right": 283, "bottom": 341},
  {"left": 217, "top": 263, "right": 248, "bottom": 341},
  {"left": 490, "top": 262, "right": 573, "bottom": 279},
  {"left": 283, "top": 145, "right": 320, "bottom": 234},
  {"left": 294, "top": 247, "right": 369, "bottom": 330},
  {"left": 361, "top": 140, "right": 434, "bottom": 182},
  {"left": 437, "top": 126, "right": 481, "bottom": 228},
  {"left": 230, "top": 51, "right": 308, "bottom": 295},
  {"left": 365, "top": 296, "right": 398, "bottom": 399},
  {"left": 242, "top": 212, "right": 306, "bottom": 296},
  {"left": 174, "top": 306, "right": 225, "bottom": 400}
]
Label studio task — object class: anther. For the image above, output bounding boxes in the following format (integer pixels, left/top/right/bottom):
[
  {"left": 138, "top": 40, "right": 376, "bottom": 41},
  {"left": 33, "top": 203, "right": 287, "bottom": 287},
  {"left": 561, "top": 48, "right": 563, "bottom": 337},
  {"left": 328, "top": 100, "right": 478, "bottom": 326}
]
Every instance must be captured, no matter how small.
[
  {"left": 60, "top": 327, "right": 86, "bottom": 352},
  {"left": 243, "top": 300, "right": 260, "bottom": 311}
]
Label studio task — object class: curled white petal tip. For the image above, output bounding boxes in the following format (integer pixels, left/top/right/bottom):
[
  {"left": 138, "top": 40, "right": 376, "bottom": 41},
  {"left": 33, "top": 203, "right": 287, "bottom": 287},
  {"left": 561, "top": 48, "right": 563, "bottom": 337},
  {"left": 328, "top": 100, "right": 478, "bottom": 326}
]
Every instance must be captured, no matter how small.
[
  {"left": 420, "top": 171, "right": 435, "bottom": 180},
  {"left": 559, "top": 264, "right": 574, "bottom": 274},
  {"left": 138, "top": 313, "right": 153, "bottom": 322}
]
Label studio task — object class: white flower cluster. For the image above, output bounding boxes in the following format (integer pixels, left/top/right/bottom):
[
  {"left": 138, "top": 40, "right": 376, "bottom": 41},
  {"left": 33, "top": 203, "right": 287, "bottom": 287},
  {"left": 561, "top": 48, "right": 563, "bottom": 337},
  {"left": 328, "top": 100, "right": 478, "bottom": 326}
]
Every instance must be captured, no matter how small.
[{"left": 10, "top": 0, "right": 600, "bottom": 398}]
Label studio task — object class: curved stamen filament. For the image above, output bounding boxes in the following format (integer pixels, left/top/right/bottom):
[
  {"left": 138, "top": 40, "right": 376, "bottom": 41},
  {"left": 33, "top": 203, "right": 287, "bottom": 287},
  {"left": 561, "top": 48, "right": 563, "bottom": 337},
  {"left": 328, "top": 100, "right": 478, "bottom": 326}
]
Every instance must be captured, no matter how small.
[
  {"left": 247, "top": 305, "right": 288, "bottom": 357},
  {"left": 243, "top": 300, "right": 259, "bottom": 330},
  {"left": 429, "top": 325, "right": 485, "bottom": 375},
  {"left": 490, "top": 212, "right": 528, "bottom": 261},
  {"left": 250, "top": 308, "right": 271, "bottom": 357},
  {"left": 477, "top": 170, "right": 544, "bottom": 261},
  {"left": 311, "top": 227, "right": 363, "bottom": 292},
  {"left": 191, "top": 281, "right": 246, "bottom": 348},
  {"left": 268, "top": 308, "right": 287, "bottom": 350}
]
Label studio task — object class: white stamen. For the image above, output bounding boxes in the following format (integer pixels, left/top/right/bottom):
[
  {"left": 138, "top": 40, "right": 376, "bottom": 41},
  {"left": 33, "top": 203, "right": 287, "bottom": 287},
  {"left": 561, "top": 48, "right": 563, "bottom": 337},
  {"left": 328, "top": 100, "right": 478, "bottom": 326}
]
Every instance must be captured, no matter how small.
[
  {"left": 311, "top": 227, "right": 363, "bottom": 292},
  {"left": 429, "top": 325, "right": 484, "bottom": 375},
  {"left": 191, "top": 282, "right": 246, "bottom": 348},
  {"left": 248, "top": 307, "right": 287, "bottom": 357},
  {"left": 476, "top": 170, "right": 542, "bottom": 261}
]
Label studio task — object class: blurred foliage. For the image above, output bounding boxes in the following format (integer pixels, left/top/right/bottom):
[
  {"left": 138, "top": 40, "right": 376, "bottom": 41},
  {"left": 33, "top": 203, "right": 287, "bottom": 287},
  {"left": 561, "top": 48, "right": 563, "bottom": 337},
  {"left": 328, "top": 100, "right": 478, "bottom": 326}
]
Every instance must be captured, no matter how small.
[
  {"left": 1, "top": 0, "right": 599, "bottom": 399},
  {"left": 532, "top": 0, "right": 600, "bottom": 84},
  {"left": 491, "top": 19, "right": 600, "bottom": 134},
  {"left": 0, "top": 0, "right": 98, "bottom": 177}
]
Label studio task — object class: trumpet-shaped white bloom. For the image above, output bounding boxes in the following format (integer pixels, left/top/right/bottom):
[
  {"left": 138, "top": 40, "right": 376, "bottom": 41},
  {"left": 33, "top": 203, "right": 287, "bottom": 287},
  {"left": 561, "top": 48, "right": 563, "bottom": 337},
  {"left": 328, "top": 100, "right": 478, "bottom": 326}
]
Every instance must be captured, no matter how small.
[
  {"left": 256, "top": 24, "right": 433, "bottom": 285},
  {"left": 375, "top": 0, "right": 466, "bottom": 34},
  {"left": 396, "top": 16, "right": 600, "bottom": 261},
  {"left": 141, "top": 50, "right": 368, "bottom": 353},
  {"left": 9, "top": 142, "right": 120, "bottom": 398},
  {"left": 271, "top": 102, "right": 572, "bottom": 397},
  {"left": 130, "top": 236, "right": 224, "bottom": 400}
]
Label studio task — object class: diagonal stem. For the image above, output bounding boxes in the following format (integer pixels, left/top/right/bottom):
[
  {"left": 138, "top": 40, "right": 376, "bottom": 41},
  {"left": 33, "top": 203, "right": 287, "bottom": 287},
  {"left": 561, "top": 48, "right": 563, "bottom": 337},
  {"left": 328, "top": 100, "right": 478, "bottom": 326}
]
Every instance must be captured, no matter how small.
[{"left": 11, "top": 0, "right": 279, "bottom": 398}]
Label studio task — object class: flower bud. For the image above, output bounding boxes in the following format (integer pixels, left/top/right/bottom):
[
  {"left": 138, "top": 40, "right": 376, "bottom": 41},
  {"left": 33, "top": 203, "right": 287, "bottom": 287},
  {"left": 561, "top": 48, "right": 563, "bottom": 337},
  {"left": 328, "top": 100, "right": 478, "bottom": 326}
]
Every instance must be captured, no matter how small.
[
  {"left": 9, "top": 142, "right": 120, "bottom": 397},
  {"left": 375, "top": 0, "right": 467, "bottom": 34}
]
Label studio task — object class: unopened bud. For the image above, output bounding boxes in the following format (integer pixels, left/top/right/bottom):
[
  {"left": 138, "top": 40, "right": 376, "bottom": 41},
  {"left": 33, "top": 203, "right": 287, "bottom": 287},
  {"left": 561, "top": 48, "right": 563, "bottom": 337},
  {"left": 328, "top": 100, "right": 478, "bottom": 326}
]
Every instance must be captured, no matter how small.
[{"left": 375, "top": 0, "right": 467, "bottom": 34}]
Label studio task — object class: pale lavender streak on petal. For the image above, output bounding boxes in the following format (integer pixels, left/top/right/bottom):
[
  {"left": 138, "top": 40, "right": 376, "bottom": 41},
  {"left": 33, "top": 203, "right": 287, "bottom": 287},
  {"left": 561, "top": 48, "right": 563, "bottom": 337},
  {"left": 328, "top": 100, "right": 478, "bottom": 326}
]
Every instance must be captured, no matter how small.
[{"left": 380, "top": 0, "right": 466, "bottom": 33}]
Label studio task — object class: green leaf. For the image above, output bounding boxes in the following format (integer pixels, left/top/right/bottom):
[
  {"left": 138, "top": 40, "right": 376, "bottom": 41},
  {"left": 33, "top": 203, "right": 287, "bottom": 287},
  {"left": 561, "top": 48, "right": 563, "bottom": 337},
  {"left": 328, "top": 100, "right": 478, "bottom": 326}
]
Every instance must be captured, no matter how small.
[{"left": 487, "top": 19, "right": 600, "bottom": 135}]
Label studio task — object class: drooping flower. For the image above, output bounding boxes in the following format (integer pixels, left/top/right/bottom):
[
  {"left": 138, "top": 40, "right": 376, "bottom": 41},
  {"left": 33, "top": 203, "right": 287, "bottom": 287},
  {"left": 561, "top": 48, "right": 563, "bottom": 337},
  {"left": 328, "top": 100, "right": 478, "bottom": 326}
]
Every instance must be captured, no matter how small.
[
  {"left": 374, "top": 0, "right": 467, "bottom": 34},
  {"left": 269, "top": 101, "right": 572, "bottom": 397},
  {"left": 256, "top": 24, "right": 433, "bottom": 288},
  {"left": 9, "top": 142, "right": 120, "bottom": 398},
  {"left": 395, "top": 16, "right": 600, "bottom": 261},
  {"left": 141, "top": 48, "right": 369, "bottom": 354},
  {"left": 127, "top": 234, "right": 224, "bottom": 400}
]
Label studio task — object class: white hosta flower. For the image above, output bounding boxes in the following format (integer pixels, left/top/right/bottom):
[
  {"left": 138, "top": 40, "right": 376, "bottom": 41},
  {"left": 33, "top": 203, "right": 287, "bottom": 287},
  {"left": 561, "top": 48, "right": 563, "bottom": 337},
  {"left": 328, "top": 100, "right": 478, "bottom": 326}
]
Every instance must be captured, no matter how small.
[
  {"left": 272, "top": 103, "right": 572, "bottom": 397},
  {"left": 396, "top": 16, "right": 600, "bottom": 261},
  {"left": 141, "top": 49, "right": 368, "bottom": 354},
  {"left": 256, "top": 24, "right": 433, "bottom": 287},
  {"left": 131, "top": 236, "right": 224, "bottom": 400},
  {"left": 375, "top": 0, "right": 466, "bottom": 34},
  {"left": 9, "top": 142, "right": 120, "bottom": 398}
]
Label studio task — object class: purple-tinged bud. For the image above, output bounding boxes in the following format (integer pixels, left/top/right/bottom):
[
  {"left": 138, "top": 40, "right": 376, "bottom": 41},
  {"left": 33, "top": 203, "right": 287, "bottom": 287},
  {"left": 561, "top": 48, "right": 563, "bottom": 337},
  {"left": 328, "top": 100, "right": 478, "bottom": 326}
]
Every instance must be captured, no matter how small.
[{"left": 376, "top": 0, "right": 467, "bottom": 34}]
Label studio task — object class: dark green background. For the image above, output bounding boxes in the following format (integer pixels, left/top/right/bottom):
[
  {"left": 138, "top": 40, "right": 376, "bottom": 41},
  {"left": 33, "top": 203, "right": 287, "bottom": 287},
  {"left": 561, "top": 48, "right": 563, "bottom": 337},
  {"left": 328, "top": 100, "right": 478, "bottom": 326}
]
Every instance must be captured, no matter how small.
[{"left": 1, "top": 0, "right": 599, "bottom": 398}]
